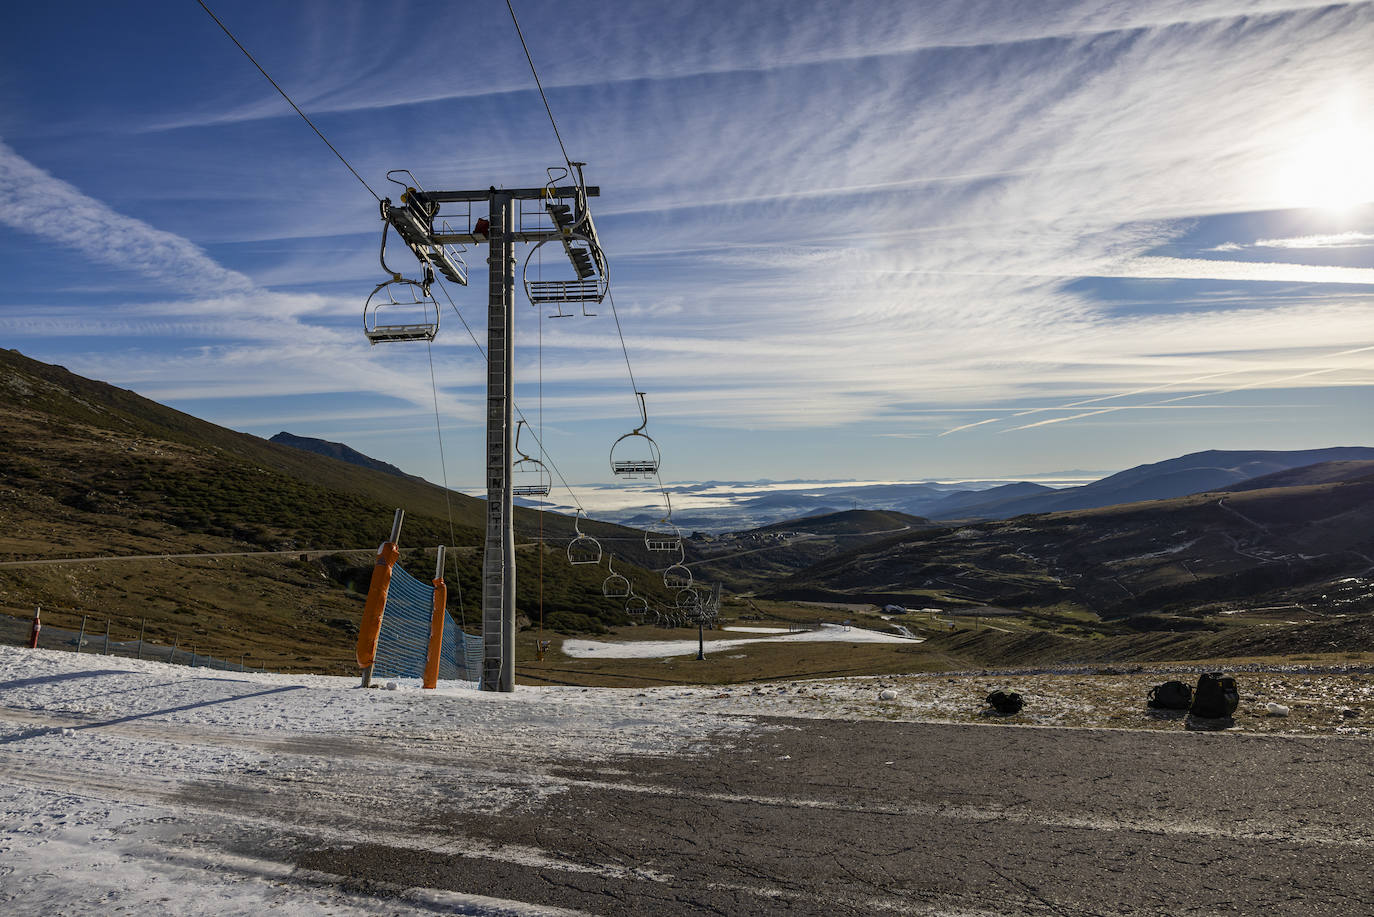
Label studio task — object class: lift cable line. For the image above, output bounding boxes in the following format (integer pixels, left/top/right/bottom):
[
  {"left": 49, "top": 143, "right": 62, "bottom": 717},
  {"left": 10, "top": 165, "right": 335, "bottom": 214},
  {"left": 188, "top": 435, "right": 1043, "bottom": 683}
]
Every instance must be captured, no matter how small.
[
  {"left": 500, "top": 1, "right": 669, "bottom": 561},
  {"left": 501, "top": 0, "right": 639, "bottom": 427},
  {"left": 426, "top": 339, "right": 469, "bottom": 630},
  {"left": 431, "top": 276, "right": 488, "bottom": 358},
  {"left": 505, "top": 0, "right": 572, "bottom": 167},
  {"left": 501, "top": 0, "right": 646, "bottom": 471},
  {"left": 604, "top": 289, "right": 642, "bottom": 407},
  {"left": 200, "top": 0, "right": 683, "bottom": 681},
  {"left": 375, "top": 270, "right": 597, "bottom": 532},
  {"left": 191, "top": 0, "right": 381, "bottom": 203},
  {"left": 427, "top": 224, "right": 594, "bottom": 521},
  {"left": 192, "top": 0, "right": 629, "bottom": 525},
  {"left": 434, "top": 267, "right": 593, "bottom": 517}
]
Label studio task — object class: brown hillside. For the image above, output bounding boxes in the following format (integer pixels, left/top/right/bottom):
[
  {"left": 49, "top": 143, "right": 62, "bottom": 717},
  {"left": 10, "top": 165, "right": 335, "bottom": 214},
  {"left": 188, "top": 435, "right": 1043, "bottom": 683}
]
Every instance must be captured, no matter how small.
[{"left": 0, "top": 349, "right": 675, "bottom": 671}]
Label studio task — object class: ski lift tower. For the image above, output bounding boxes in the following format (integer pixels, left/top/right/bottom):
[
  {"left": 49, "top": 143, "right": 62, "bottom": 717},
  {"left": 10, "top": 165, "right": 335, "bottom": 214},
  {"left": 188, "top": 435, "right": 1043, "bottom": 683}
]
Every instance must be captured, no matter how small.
[{"left": 379, "top": 168, "right": 603, "bottom": 692}]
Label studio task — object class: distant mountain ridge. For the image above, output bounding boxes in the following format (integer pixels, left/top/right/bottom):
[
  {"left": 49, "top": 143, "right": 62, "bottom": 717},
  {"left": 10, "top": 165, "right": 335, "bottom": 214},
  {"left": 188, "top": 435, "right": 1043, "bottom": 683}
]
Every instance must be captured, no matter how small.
[
  {"left": 602, "top": 449, "right": 1374, "bottom": 533},
  {"left": 924, "top": 481, "right": 1055, "bottom": 518},
  {"left": 270, "top": 432, "right": 418, "bottom": 481},
  {"left": 928, "top": 448, "right": 1374, "bottom": 520},
  {"left": 759, "top": 474, "right": 1374, "bottom": 623}
]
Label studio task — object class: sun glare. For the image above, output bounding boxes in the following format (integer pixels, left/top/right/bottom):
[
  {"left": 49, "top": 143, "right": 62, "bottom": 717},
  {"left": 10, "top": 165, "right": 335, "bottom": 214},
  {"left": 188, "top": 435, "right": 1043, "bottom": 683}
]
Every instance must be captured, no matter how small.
[{"left": 1274, "top": 98, "right": 1374, "bottom": 213}]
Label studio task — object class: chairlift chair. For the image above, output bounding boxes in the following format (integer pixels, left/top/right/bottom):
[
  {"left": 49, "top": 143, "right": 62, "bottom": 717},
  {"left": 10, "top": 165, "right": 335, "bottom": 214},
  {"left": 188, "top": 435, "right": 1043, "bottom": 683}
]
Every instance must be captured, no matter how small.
[
  {"left": 700, "top": 592, "right": 720, "bottom": 623},
  {"left": 567, "top": 509, "right": 602, "bottom": 566},
  {"left": 662, "top": 543, "right": 692, "bottom": 589},
  {"left": 663, "top": 563, "right": 693, "bottom": 590},
  {"left": 602, "top": 556, "right": 631, "bottom": 599},
  {"left": 521, "top": 164, "right": 606, "bottom": 318},
  {"left": 644, "top": 500, "right": 682, "bottom": 552},
  {"left": 676, "top": 587, "right": 700, "bottom": 612},
  {"left": 610, "top": 392, "right": 661, "bottom": 478},
  {"left": 522, "top": 235, "right": 606, "bottom": 318},
  {"left": 625, "top": 594, "right": 648, "bottom": 617},
  {"left": 363, "top": 278, "right": 440, "bottom": 344},
  {"left": 511, "top": 421, "right": 551, "bottom": 498}
]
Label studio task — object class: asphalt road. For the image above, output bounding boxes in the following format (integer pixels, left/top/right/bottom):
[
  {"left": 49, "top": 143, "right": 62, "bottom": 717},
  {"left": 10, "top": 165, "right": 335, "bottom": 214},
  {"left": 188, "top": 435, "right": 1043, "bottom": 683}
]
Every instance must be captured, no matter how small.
[{"left": 277, "top": 718, "right": 1374, "bottom": 916}]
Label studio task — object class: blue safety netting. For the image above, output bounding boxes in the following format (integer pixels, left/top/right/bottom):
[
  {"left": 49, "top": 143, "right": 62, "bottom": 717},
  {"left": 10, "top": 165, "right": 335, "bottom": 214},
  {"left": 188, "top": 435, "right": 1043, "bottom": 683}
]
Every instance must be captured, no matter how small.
[{"left": 372, "top": 564, "right": 482, "bottom": 684}]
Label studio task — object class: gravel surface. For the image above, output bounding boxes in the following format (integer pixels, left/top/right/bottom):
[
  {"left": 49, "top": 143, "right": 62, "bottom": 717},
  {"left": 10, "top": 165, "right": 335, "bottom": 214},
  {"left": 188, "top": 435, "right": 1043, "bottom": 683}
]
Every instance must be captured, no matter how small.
[{"left": 661, "top": 667, "right": 1374, "bottom": 737}]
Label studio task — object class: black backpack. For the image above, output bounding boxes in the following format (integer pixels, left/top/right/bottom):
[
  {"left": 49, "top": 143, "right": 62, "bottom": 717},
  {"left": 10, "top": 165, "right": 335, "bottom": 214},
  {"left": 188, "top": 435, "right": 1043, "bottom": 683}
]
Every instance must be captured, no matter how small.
[
  {"left": 987, "top": 690, "right": 1023, "bottom": 715},
  {"left": 1147, "top": 680, "right": 1193, "bottom": 711},
  {"left": 1190, "top": 673, "right": 1240, "bottom": 719}
]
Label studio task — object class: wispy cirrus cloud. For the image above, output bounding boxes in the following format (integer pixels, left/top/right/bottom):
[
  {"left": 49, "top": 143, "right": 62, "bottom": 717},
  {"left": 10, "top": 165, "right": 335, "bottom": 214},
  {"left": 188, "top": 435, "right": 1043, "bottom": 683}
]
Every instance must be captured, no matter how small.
[
  {"left": 0, "top": 138, "right": 480, "bottom": 424},
  {"left": 1095, "top": 256, "right": 1374, "bottom": 284},
  {"left": 6, "top": 0, "right": 1374, "bottom": 484},
  {"left": 0, "top": 138, "right": 253, "bottom": 294},
  {"left": 145, "top": 0, "right": 1361, "bottom": 134},
  {"left": 1209, "top": 231, "right": 1374, "bottom": 251}
]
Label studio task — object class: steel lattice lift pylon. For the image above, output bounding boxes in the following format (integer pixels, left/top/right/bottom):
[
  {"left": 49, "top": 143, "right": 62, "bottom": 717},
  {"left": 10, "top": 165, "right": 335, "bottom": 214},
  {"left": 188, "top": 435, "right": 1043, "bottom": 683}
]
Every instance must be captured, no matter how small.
[{"left": 372, "top": 168, "right": 602, "bottom": 692}]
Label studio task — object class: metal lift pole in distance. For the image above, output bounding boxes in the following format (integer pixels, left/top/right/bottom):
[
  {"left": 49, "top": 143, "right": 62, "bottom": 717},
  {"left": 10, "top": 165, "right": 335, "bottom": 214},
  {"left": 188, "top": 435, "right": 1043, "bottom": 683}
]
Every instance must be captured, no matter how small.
[{"left": 388, "top": 180, "right": 600, "bottom": 692}]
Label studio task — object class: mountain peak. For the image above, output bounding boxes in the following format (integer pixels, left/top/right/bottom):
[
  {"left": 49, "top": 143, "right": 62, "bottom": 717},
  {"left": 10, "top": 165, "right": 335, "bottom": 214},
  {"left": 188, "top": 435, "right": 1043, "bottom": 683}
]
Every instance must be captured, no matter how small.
[{"left": 269, "top": 432, "right": 417, "bottom": 481}]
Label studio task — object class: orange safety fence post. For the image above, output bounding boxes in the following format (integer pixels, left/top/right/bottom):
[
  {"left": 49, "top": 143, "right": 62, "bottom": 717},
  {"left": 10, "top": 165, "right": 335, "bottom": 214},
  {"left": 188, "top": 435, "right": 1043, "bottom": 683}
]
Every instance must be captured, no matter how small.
[
  {"left": 357, "top": 509, "right": 404, "bottom": 687},
  {"left": 422, "top": 545, "right": 447, "bottom": 689}
]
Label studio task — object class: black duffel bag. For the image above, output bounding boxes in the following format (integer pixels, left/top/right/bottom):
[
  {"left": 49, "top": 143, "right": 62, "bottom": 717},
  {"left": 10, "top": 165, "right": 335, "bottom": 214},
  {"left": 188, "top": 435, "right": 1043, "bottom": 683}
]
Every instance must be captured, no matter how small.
[{"left": 1147, "top": 680, "right": 1193, "bottom": 711}]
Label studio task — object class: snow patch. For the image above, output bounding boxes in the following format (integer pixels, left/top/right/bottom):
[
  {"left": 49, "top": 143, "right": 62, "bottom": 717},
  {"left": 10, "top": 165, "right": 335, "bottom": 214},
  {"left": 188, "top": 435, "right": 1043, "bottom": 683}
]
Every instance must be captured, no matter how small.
[{"left": 564, "top": 623, "right": 916, "bottom": 659}]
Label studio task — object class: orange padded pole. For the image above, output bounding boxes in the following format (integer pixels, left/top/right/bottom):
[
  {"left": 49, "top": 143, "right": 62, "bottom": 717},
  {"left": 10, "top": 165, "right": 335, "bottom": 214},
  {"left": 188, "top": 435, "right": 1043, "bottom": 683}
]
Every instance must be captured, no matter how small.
[
  {"left": 422, "top": 544, "right": 448, "bottom": 689},
  {"left": 356, "top": 541, "right": 400, "bottom": 671},
  {"left": 423, "top": 579, "right": 447, "bottom": 689}
]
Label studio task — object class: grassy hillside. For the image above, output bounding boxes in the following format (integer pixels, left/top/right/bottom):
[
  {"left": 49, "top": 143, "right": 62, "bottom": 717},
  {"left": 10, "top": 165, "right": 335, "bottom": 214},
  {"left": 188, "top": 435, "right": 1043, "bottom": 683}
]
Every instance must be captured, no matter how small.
[
  {"left": 686, "top": 509, "right": 931, "bottom": 591},
  {"left": 761, "top": 481, "right": 1374, "bottom": 629},
  {"left": 754, "top": 508, "right": 927, "bottom": 535},
  {"left": 1222, "top": 460, "right": 1374, "bottom": 492},
  {"left": 0, "top": 349, "right": 676, "bottom": 671}
]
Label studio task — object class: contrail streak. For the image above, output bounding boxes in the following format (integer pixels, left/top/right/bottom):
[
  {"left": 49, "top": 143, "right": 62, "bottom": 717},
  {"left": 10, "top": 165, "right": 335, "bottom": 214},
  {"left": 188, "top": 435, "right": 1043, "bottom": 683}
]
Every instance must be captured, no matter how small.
[
  {"left": 944, "top": 343, "right": 1374, "bottom": 436},
  {"left": 940, "top": 368, "right": 1246, "bottom": 436},
  {"left": 1003, "top": 344, "right": 1374, "bottom": 432}
]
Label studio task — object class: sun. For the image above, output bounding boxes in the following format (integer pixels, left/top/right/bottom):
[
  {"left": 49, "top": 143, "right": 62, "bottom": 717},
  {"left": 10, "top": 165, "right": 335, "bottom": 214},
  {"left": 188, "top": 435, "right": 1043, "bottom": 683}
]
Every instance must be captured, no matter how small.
[{"left": 1274, "top": 98, "right": 1374, "bottom": 213}]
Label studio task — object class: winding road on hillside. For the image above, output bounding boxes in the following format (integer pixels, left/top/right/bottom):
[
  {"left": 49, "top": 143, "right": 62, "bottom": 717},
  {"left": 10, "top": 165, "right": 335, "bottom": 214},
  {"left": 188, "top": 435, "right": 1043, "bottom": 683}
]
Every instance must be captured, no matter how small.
[{"left": 0, "top": 547, "right": 378, "bottom": 568}]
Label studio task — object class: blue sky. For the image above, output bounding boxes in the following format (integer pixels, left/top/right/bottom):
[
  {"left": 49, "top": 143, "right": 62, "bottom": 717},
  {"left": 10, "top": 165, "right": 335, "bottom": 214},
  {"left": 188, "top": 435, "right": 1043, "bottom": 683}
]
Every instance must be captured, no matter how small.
[{"left": 2, "top": 0, "right": 1373, "bottom": 513}]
